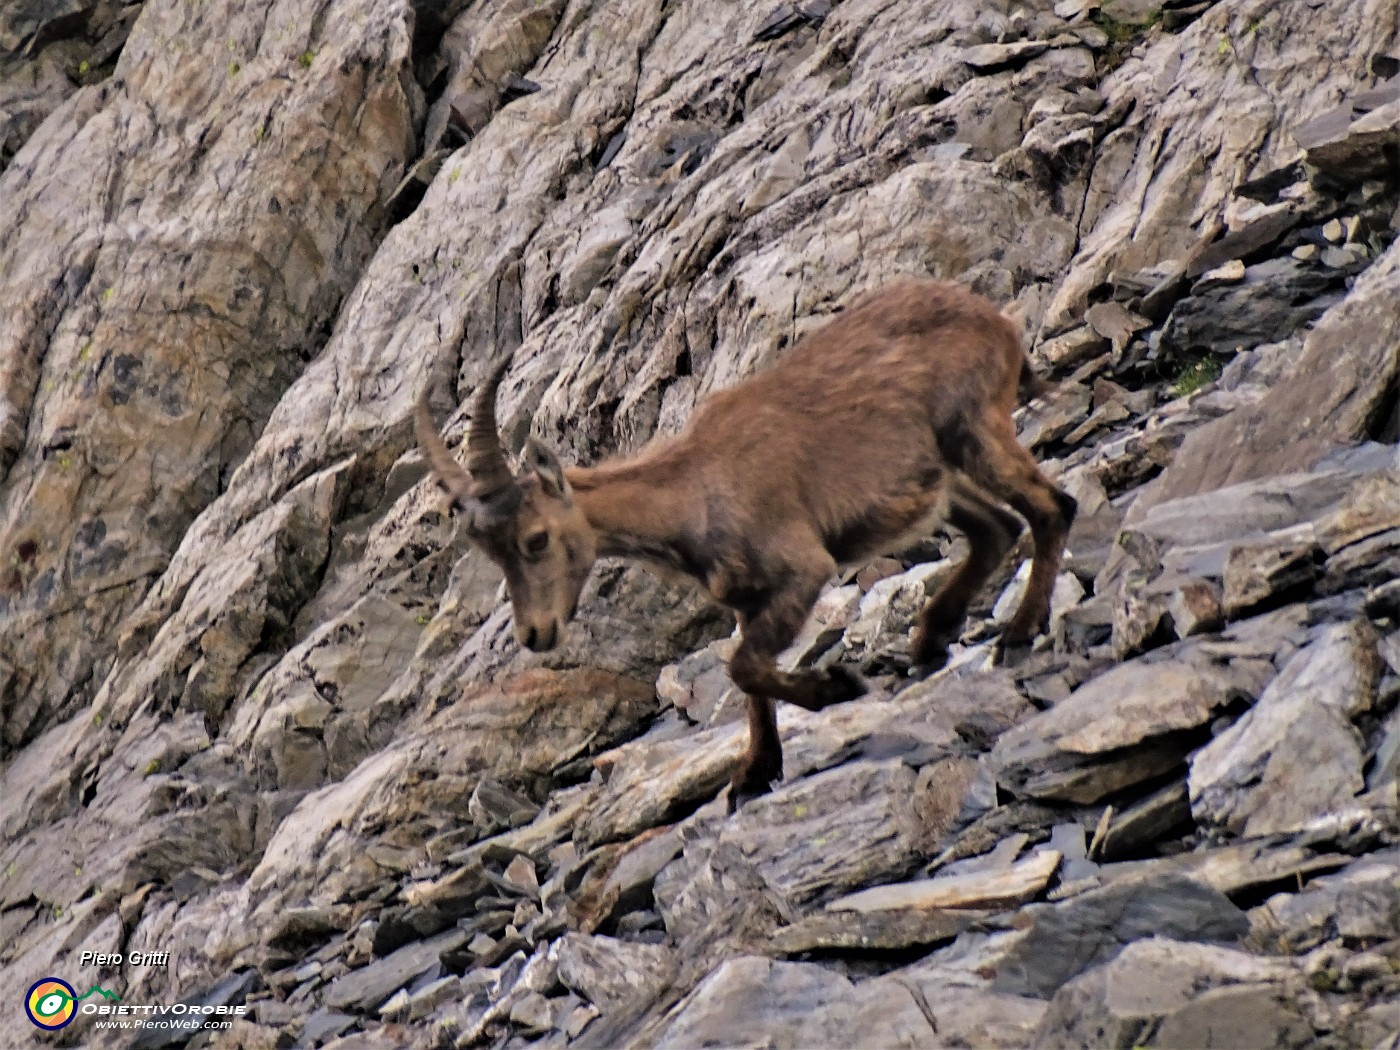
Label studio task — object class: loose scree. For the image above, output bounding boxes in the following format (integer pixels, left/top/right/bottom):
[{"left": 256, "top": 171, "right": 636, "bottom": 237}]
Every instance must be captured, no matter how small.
[{"left": 416, "top": 279, "right": 1077, "bottom": 807}]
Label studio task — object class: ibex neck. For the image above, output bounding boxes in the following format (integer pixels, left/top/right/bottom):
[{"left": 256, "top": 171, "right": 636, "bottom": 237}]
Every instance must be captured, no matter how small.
[{"left": 566, "top": 450, "right": 708, "bottom": 579}]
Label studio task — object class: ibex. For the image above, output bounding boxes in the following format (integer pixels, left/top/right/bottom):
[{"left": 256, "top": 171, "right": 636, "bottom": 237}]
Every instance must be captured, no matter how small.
[{"left": 416, "top": 279, "right": 1076, "bottom": 807}]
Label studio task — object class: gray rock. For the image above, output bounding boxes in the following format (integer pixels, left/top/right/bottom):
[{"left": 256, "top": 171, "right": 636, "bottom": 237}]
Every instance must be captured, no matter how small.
[
  {"left": 1190, "top": 620, "right": 1382, "bottom": 838},
  {"left": 554, "top": 933, "right": 675, "bottom": 1014},
  {"left": 1221, "top": 526, "right": 1322, "bottom": 617},
  {"left": 1300, "top": 96, "right": 1400, "bottom": 184},
  {"left": 768, "top": 908, "right": 979, "bottom": 955},
  {"left": 569, "top": 828, "right": 682, "bottom": 934},
  {"left": 828, "top": 850, "right": 1061, "bottom": 913},
  {"left": 322, "top": 929, "right": 469, "bottom": 1012},
  {"left": 840, "top": 561, "right": 951, "bottom": 669},
  {"left": 5, "top": 0, "right": 1400, "bottom": 1044},
  {"left": 992, "top": 872, "right": 1250, "bottom": 998},
  {"left": 963, "top": 40, "right": 1053, "bottom": 71},
  {"left": 652, "top": 952, "right": 1047, "bottom": 1048},
  {"left": 1162, "top": 256, "right": 1348, "bottom": 356},
  {"left": 992, "top": 661, "right": 1245, "bottom": 803},
  {"left": 1251, "top": 849, "right": 1400, "bottom": 952},
  {"left": 1096, "top": 777, "right": 1192, "bottom": 860},
  {"left": 1031, "top": 939, "right": 1312, "bottom": 1048}
]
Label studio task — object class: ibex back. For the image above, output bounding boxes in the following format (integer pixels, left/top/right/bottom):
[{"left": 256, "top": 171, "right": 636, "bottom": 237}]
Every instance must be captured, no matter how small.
[{"left": 416, "top": 279, "right": 1077, "bottom": 808}]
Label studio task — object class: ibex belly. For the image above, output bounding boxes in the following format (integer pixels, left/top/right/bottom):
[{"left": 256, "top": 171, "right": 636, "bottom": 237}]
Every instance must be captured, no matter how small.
[{"left": 826, "top": 485, "right": 951, "bottom": 570}]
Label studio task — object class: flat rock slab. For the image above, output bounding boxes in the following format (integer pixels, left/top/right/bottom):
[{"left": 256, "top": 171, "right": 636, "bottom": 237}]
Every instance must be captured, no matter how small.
[
  {"left": 1032, "top": 938, "right": 1312, "bottom": 1049},
  {"left": 1113, "top": 444, "right": 1398, "bottom": 571},
  {"left": 1096, "top": 778, "right": 1192, "bottom": 860},
  {"left": 1303, "top": 96, "right": 1400, "bottom": 182},
  {"left": 1070, "top": 842, "right": 1351, "bottom": 902},
  {"left": 991, "top": 871, "right": 1249, "bottom": 999},
  {"left": 580, "top": 688, "right": 964, "bottom": 846},
  {"left": 718, "top": 759, "right": 930, "bottom": 907},
  {"left": 554, "top": 933, "right": 675, "bottom": 1014},
  {"left": 1190, "top": 620, "right": 1382, "bottom": 838},
  {"left": 655, "top": 954, "right": 1045, "bottom": 1049},
  {"left": 1252, "top": 849, "right": 1400, "bottom": 952},
  {"left": 992, "top": 661, "right": 1244, "bottom": 803},
  {"left": 828, "top": 850, "right": 1061, "bottom": 914},
  {"left": 654, "top": 956, "right": 936, "bottom": 1049},
  {"left": 768, "top": 908, "right": 980, "bottom": 955},
  {"left": 322, "top": 928, "right": 469, "bottom": 1012}
]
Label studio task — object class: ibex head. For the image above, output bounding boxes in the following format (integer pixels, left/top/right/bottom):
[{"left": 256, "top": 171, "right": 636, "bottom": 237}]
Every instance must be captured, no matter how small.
[{"left": 415, "top": 358, "right": 597, "bottom": 651}]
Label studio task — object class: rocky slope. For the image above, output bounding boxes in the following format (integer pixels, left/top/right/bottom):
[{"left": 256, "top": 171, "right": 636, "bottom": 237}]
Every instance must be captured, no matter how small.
[{"left": 2, "top": 0, "right": 1399, "bottom": 1046}]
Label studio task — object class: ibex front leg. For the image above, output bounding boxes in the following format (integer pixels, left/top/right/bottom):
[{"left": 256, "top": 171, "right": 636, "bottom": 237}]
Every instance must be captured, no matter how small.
[{"left": 724, "top": 552, "right": 865, "bottom": 810}]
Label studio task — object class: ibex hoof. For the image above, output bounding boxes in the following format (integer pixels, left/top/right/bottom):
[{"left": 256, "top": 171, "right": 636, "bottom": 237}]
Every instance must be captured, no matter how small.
[
  {"left": 824, "top": 665, "right": 868, "bottom": 705},
  {"left": 993, "top": 636, "right": 1035, "bottom": 668},
  {"left": 907, "top": 654, "right": 949, "bottom": 680},
  {"left": 727, "top": 778, "right": 776, "bottom": 813}
]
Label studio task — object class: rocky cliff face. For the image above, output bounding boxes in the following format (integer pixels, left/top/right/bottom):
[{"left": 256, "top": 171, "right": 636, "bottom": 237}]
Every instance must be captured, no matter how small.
[{"left": 2, "top": 0, "right": 1400, "bottom": 1046}]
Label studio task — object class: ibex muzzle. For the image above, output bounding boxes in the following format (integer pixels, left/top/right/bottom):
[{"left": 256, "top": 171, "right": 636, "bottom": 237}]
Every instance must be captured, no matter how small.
[{"left": 414, "top": 358, "right": 596, "bottom": 653}]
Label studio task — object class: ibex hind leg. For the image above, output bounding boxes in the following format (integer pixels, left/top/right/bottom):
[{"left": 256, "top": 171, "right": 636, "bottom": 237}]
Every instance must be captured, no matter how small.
[
  {"left": 961, "top": 420, "right": 1077, "bottom": 664},
  {"left": 912, "top": 479, "right": 1024, "bottom": 672}
]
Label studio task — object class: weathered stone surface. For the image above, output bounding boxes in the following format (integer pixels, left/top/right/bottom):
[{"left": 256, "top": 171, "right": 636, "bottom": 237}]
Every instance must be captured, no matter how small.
[
  {"left": 840, "top": 561, "right": 951, "bottom": 669},
  {"left": 554, "top": 933, "right": 674, "bottom": 1014},
  {"left": 580, "top": 688, "right": 965, "bottom": 846},
  {"left": 323, "top": 929, "right": 468, "bottom": 1012},
  {"left": 828, "top": 850, "right": 1061, "bottom": 914},
  {"left": 5, "top": 0, "right": 1400, "bottom": 1046},
  {"left": 654, "top": 637, "right": 743, "bottom": 726},
  {"left": 992, "top": 872, "right": 1250, "bottom": 999},
  {"left": 1300, "top": 94, "right": 1400, "bottom": 183},
  {"left": 1128, "top": 242, "right": 1400, "bottom": 507},
  {"left": 0, "top": 0, "right": 421, "bottom": 752},
  {"left": 1190, "top": 620, "right": 1383, "bottom": 838},
  {"left": 768, "top": 908, "right": 978, "bottom": 956},
  {"left": 1251, "top": 849, "right": 1400, "bottom": 952},
  {"left": 1032, "top": 939, "right": 1313, "bottom": 1049},
  {"left": 1096, "top": 778, "right": 1192, "bottom": 860},
  {"left": 653, "top": 957, "right": 937, "bottom": 1049},
  {"left": 992, "top": 661, "right": 1244, "bottom": 802},
  {"left": 1221, "top": 526, "right": 1322, "bottom": 617},
  {"left": 707, "top": 759, "right": 932, "bottom": 907}
]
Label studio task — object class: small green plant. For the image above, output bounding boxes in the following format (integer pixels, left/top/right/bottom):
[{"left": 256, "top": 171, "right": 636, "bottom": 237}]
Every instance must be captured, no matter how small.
[
  {"left": 1309, "top": 969, "right": 1340, "bottom": 993},
  {"left": 415, "top": 612, "right": 432, "bottom": 626},
  {"left": 228, "top": 61, "right": 241, "bottom": 75},
  {"left": 78, "top": 59, "right": 90, "bottom": 75},
  {"left": 1169, "top": 357, "right": 1221, "bottom": 398},
  {"left": 143, "top": 758, "right": 161, "bottom": 776},
  {"left": 299, "top": 50, "right": 315, "bottom": 68},
  {"left": 253, "top": 125, "right": 266, "bottom": 143},
  {"left": 1090, "top": 9, "right": 1141, "bottom": 46}
]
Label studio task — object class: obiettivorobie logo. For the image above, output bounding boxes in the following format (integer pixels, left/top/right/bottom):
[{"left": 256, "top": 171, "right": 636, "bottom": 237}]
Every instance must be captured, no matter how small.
[{"left": 25, "top": 978, "right": 120, "bottom": 1030}]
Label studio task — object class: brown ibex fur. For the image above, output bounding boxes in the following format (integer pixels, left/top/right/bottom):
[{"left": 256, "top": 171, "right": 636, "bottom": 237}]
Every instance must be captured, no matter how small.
[{"left": 416, "top": 279, "right": 1076, "bottom": 808}]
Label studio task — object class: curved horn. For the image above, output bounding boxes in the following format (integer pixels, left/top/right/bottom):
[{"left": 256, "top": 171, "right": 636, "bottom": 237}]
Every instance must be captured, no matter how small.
[
  {"left": 464, "top": 355, "right": 517, "bottom": 499},
  {"left": 414, "top": 394, "right": 476, "bottom": 509}
]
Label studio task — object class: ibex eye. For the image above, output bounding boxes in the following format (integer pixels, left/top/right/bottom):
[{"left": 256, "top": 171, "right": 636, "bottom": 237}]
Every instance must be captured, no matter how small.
[{"left": 523, "top": 532, "right": 550, "bottom": 557}]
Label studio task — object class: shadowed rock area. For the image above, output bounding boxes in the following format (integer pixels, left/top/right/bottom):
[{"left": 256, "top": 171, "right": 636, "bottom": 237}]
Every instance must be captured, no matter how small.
[{"left": 2, "top": 0, "right": 1400, "bottom": 1047}]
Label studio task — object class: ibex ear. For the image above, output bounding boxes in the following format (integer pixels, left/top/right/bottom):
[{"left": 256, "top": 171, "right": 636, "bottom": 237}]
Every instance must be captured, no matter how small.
[{"left": 523, "top": 439, "right": 570, "bottom": 500}]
